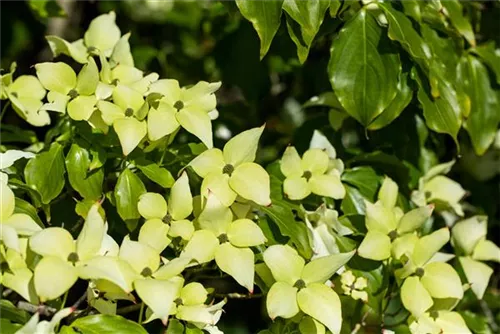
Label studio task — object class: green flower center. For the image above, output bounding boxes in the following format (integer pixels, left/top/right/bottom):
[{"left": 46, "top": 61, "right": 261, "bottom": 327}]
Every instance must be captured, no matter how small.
[
  {"left": 163, "top": 213, "right": 172, "bottom": 224},
  {"left": 302, "top": 170, "right": 312, "bottom": 181},
  {"left": 140, "top": 267, "right": 153, "bottom": 277},
  {"left": 125, "top": 108, "right": 134, "bottom": 117},
  {"left": 430, "top": 310, "right": 439, "bottom": 320},
  {"left": 174, "top": 298, "right": 183, "bottom": 306},
  {"left": 67, "top": 252, "right": 79, "bottom": 265},
  {"left": 218, "top": 233, "right": 229, "bottom": 244},
  {"left": 174, "top": 100, "right": 184, "bottom": 111},
  {"left": 111, "top": 78, "right": 119, "bottom": 86},
  {"left": 222, "top": 164, "right": 234, "bottom": 176},
  {"left": 388, "top": 230, "right": 399, "bottom": 241},
  {"left": 415, "top": 267, "right": 425, "bottom": 277},
  {"left": 293, "top": 279, "right": 306, "bottom": 290},
  {"left": 87, "top": 46, "right": 98, "bottom": 54},
  {"left": 68, "top": 89, "right": 79, "bottom": 99}
]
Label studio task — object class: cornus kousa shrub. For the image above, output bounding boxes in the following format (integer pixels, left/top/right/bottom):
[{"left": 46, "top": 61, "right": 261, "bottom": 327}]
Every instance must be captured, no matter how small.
[{"left": 0, "top": 8, "right": 499, "bottom": 334}]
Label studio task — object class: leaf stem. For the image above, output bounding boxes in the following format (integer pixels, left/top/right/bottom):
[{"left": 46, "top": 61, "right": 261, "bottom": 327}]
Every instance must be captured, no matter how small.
[
  {"left": 138, "top": 302, "right": 145, "bottom": 324},
  {"left": 0, "top": 100, "right": 11, "bottom": 123},
  {"left": 60, "top": 290, "right": 69, "bottom": 310}
]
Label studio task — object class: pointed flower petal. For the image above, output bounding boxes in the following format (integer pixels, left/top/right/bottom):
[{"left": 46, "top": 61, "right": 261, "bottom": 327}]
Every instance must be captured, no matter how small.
[
  {"left": 263, "top": 245, "right": 304, "bottom": 285},
  {"left": 223, "top": 125, "right": 264, "bottom": 166},
  {"left": 138, "top": 192, "right": 168, "bottom": 219},
  {"left": 280, "top": 146, "right": 303, "bottom": 177},
  {"left": 297, "top": 283, "right": 342, "bottom": 334},
  {"left": 266, "top": 282, "right": 299, "bottom": 319},
  {"left": 229, "top": 162, "right": 271, "bottom": 206},
  {"left": 227, "top": 219, "right": 267, "bottom": 247},
  {"left": 301, "top": 251, "right": 355, "bottom": 284},
  {"left": 215, "top": 243, "right": 255, "bottom": 292}
]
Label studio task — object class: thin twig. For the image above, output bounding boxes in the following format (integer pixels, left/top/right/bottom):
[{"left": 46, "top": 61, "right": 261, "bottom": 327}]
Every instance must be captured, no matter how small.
[
  {"left": 213, "top": 292, "right": 263, "bottom": 299},
  {"left": 117, "top": 304, "right": 142, "bottom": 315},
  {"left": 480, "top": 299, "right": 499, "bottom": 332},
  {"left": 17, "top": 301, "right": 57, "bottom": 316}
]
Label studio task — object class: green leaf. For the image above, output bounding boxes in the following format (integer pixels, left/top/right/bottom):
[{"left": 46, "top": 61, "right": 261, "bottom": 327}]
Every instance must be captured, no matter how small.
[
  {"left": 412, "top": 67, "right": 462, "bottom": 145},
  {"left": 166, "top": 319, "right": 184, "bottom": 334},
  {"left": 24, "top": 143, "right": 66, "bottom": 204},
  {"left": 441, "top": 0, "right": 475, "bottom": 47},
  {"left": 28, "top": 0, "right": 65, "bottom": 22},
  {"left": 235, "top": 0, "right": 284, "bottom": 59},
  {"left": 379, "top": 3, "right": 430, "bottom": 67},
  {"left": 368, "top": 71, "right": 412, "bottom": 130},
  {"left": 14, "top": 198, "right": 43, "bottom": 227},
  {"left": 135, "top": 158, "right": 175, "bottom": 188},
  {"left": 65, "top": 144, "right": 104, "bottom": 200},
  {"left": 259, "top": 200, "right": 313, "bottom": 259},
  {"left": 283, "top": 0, "right": 330, "bottom": 63},
  {"left": 328, "top": 9, "right": 401, "bottom": 126},
  {"left": 329, "top": 0, "right": 341, "bottom": 17},
  {"left": 471, "top": 42, "right": 500, "bottom": 84},
  {"left": 341, "top": 167, "right": 382, "bottom": 202},
  {"left": 400, "top": 0, "right": 421, "bottom": 22},
  {"left": 63, "top": 315, "right": 148, "bottom": 334},
  {"left": 114, "top": 169, "right": 146, "bottom": 222},
  {"left": 457, "top": 55, "right": 500, "bottom": 155},
  {"left": 340, "top": 185, "right": 366, "bottom": 215},
  {"left": 0, "top": 300, "right": 30, "bottom": 324},
  {"left": 459, "top": 310, "right": 493, "bottom": 334},
  {"left": 0, "top": 319, "right": 22, "bottom": 334}
]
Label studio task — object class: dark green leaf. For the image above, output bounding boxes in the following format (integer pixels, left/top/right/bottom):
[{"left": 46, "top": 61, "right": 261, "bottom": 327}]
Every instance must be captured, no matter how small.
[
  {"left": 28, "top": 0, "right": 65, "bottom": 21},
  {"left": 341, "top": 167, "right": 382, "bottom": 201},
  {"left": 259, "top": 200, "right": 313, "bottom": 259},
  {"left": 166, "top": 319, "right": 184, "bottom": 334},
  {"left": 0, "top": 124, "right": 38, "bottom": 144},
  {"left": 348, "top": 151, "right": 410, "bottom": 186},
  {"left": 135, "top": 158, "right": 175, "bottom": 188},
  {"left": 303, "top": 91, "right": 344, "bottom": 110},
  {"left": 63, "top": 315, "right": 148, "bottom": 334},
  {"left": 235, "top": 0, "right": 284, "bottom": 59},
  {"left": 0, "top": 300, "right": 30, "bottom": 324},
  {"left": 0, "top": 319, "right": 22, "bottom": 334},
  {"left": 14, "top": 198, "right": 43, "bottom": 227},
  {"left": 114, "top": 169, "right": 146, "bottom": 221},
  {"left": 65, "top": 144, "right": 104, "bottom": 200},
  {"left": 283, "top": 0, "right": 330, "bottom": 63},
  {"left": 329, "top": 0, "right": 341, "bottom": 17},
  {"left": 401, "top": 0, "right": 421, "bottom": 22},
  {"left": 379, "top": 3, "right": 430, "bottom": 67},
  {"left": 340, "top": 185, "right": 366, "bottom": 215},
  {"left": 441, "top": 0, "right": 475, "bottom": 47},
  {"left": 413, "top": 67, "right": 462, "bottom": 144},
  {"left": 471, "top": 42, "right": 500, "bottom": 84},
  {"left": 328, "top": 9, "right": 401, "bottom": 126},
  {"left": 368, "top": 72, "right": 412, "bottom": 130},
  {"left": 460, "top": 310, "right": 493, "bottom": 334},
  {"left": 457, "top": 55, "right": 500, "bottom": 155},
  {"left": 24, "top": 143, "right": 66, "bottom": 204}
]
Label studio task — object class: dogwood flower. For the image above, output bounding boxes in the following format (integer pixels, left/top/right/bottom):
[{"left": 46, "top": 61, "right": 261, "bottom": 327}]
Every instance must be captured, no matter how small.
[
  {"left": 1, "top": 63, "right": 49, "bottom": 126},
  {"left": 408, "top": 311, "right": 471, "bottom": 334},
  {"left": 189, "top": 125, "right": 271, "bottom": 206},
  {"left": 35, "top": 58, "right": 99, "bottom": 122},
  {"left": 1, "top": 241, "right": 38, "bottom": 303},
  {"left": 174, "top": 282, "right": 226, "bottom": 333},
  {"left": 137, "top": 173, "right": 195, "bottom": 252},
  {"left": 97, "top": 83, "right": 148, "bottom": 155},
  {"left": 28, "top": 203, "right": 108, "bottom": 301},
  {"left": 1, "top": 182, "right": 42, "bottom": 253},
  {"left": 280, "top": 146, "right": 345, "bottom": 200},
  {"left": 340, "top": 271, "right": 368, "bottom": 302},
  {"left": 451, "top": 215, "right": 500, "bottom": 298},
  {"left": 411, "top": 160, "right": 466, "bottom": 216},
  {"left": 397, "top": 228, "right": 464, "bottom": 318},
  {"left": 263, "top": 245, "right": 354, "bottom": 334},
  {"left": 146, "top": 79, "right": 221, "bottom": 148},
  {"left": 15, "top": 307, "right": 74, "bottom": 334},
  {"left": 182, "top": 194, "right": 267, "bottom": 292},
  {"left": 45, "top": 12, "right": 123, "bottom": 63}
]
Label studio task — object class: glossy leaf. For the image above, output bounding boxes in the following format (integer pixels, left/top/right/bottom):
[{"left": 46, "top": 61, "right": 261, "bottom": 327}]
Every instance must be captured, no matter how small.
[
  {"left": 457, "top": 55, "right": 500, "bottom": 155},
  {"left": 283, "top": 0, "right": 330, "bottom": 63},
  {"left": 235, "top": 0, "right": 284, "bottom": 59},
  {"left": 260, "top": 200, "right": 313, "bottom": 259},
  {"left": 135, "top": 158, "right": 175, "bottom": 188},
  {"left": 24, "top": 143, "right": 66, "bottom": 204},
  {"left": 114, "top": 169, "right": 146, "bottom": 221},
  {"left": 64, "top": 315, "right": 147, "bottom": 334},
  {"left": 65, "top": 144, "right": 104, "bottom": 200},
  {"left": 328, "top": 9, "right": 400, "bottom": 126}
]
